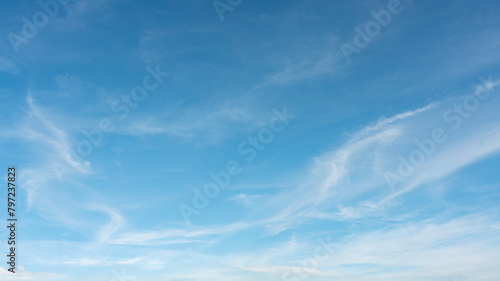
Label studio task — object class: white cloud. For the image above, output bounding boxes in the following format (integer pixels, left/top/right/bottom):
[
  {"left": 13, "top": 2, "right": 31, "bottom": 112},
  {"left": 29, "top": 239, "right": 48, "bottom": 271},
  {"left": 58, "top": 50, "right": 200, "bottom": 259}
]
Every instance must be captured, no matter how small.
[
  {"left": 91, "top": 206, "right": 125, "bottom": 243},
  {"left": 108, "top": 222, "right": 255, "bottom": 246},
  {"left": 0, "top": 266, "right": 65, "bottom": 280},
  {"left": 229, "top": 193, "right": 263, "bottom": 207},
  {"left": 0, "top": 57, "right": 19, "bottom": 73},
  {"left": 114, "top": 102, "right": 264, "bottom": 143},
  {"left": 237, "top": 79, "right": 500, "bottom": 232}
]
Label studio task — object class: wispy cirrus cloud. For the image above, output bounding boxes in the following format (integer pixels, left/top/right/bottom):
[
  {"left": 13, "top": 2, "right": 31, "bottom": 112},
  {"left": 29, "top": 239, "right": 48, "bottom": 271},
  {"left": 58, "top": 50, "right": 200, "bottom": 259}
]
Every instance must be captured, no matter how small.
[
  {"left": 0, "top": 56, "right": 19, "bottom": 73},
  {"left": 220, "top": 78, "right": 500, "bottom": 233},
  {"left": 0, "top": 266, "right": 66, "bottom": 280}
]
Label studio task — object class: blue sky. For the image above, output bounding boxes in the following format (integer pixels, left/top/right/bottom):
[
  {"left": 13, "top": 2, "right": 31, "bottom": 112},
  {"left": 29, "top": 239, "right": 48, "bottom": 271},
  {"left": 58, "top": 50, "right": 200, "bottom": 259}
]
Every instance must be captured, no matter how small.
[{"left": 1, "top": 0, "right": 500, "bottom": 280}]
